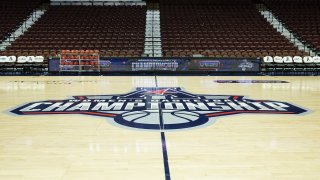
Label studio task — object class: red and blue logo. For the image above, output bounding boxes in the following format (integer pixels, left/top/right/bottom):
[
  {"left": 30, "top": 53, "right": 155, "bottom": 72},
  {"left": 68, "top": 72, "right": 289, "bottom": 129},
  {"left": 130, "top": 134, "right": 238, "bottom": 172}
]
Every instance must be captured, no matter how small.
[{"left": 10, "top": 87, "right": 307, "bottom": 131}]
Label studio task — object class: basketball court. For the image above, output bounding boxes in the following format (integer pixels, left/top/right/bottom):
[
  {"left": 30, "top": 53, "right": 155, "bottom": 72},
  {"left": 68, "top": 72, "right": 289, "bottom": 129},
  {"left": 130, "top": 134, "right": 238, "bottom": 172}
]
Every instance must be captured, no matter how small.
[{"left": 0, "top": 76, "right": 319, "bottom": 179}]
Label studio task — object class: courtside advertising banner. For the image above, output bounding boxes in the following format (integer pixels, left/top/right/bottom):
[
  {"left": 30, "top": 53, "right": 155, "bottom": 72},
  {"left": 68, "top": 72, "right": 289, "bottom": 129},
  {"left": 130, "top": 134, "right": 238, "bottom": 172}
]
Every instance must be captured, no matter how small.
[
  {"left": 51, "top": 57, "right": 260, "bottom": 72},
  {"left": 99, "top": 58, "right": 260, "bottom": 72}
]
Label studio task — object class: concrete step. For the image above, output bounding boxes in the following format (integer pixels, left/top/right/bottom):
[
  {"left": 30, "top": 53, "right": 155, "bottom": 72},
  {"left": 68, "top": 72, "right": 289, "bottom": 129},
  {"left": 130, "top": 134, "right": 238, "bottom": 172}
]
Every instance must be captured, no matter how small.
[{"left": 143, "top": 8, "right": 162, "bottom": 57}]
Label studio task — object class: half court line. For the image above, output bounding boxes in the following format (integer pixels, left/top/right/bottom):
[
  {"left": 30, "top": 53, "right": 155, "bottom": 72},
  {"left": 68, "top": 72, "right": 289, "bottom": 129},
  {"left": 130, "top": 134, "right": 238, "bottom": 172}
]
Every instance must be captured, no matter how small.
[{"left": 155, "top": 76, "right": 171, "bottom": 180}]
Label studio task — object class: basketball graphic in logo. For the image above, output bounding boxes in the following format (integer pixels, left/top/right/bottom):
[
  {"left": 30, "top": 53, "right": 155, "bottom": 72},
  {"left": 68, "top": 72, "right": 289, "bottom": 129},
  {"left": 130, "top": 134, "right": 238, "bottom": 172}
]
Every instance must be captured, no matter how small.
[
  {"left": 10, "top": 87, "right": 307, "bottom": 131},
  {"left": 113, "top": 110, "right": 208, "bottom": 130}
]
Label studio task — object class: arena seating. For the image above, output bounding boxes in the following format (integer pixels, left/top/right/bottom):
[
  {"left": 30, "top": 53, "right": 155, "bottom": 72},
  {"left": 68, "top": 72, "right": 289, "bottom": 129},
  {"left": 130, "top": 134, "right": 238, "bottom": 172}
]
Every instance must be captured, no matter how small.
[
  {"left": 160, "top": 0, "right": 307, "bottom": 58},
  {"left": 0, "top": 0, "right": 43, "bottom": 42},
  {"left": 263, "top": 0, "right": 320, "bottom": 54},
  {"left": 3, "top": 5, "right": 146, "bottom": 57}
]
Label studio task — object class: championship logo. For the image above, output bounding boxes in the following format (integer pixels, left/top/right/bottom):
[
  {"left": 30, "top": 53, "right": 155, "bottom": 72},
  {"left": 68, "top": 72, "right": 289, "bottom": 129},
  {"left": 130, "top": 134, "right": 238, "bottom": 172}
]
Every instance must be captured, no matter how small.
[{"left": 11, "top": 87, "right": 307, "bottom": 131}]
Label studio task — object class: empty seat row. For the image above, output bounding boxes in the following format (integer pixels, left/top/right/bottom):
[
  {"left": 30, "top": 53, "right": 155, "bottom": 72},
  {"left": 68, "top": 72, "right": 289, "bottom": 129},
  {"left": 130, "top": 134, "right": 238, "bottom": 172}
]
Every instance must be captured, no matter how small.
[
  {"left": 0, "top": 0, "right": 43, "bottom": 42},
  {"left": 4, "top": 5, "right": 147, "bottom": 57},
  {"left": 1, "top": 49, "right": 143, "bottom": 58},
  {"left": 163, "top": 49, "right": 307, "bottom": 58},
  {"left": 263, "top": 0, "right": 320, "bottom": 53},
  {"left": 160, "top": 3, "right": 305, "bottom": 58}
]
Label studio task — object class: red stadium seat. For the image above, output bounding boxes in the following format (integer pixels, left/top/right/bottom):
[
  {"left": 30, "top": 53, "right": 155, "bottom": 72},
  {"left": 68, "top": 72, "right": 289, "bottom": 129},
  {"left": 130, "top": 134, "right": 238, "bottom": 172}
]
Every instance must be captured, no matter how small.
[{"left": 4, "top": 5, "right": 146, "bottom": 57}]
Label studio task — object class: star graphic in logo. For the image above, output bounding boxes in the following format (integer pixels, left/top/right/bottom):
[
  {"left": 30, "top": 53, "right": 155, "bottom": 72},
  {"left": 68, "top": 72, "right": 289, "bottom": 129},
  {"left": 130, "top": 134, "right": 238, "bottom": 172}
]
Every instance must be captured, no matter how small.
[{"left": 145, "top": 88, "right": 170, "bottom": 95}]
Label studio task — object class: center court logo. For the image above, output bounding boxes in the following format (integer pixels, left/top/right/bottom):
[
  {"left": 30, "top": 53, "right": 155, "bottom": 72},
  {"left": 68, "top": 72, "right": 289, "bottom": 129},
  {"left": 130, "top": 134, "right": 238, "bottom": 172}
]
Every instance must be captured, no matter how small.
[{"left": 10, "top": 87, "right": 307, "bottom": 131}]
